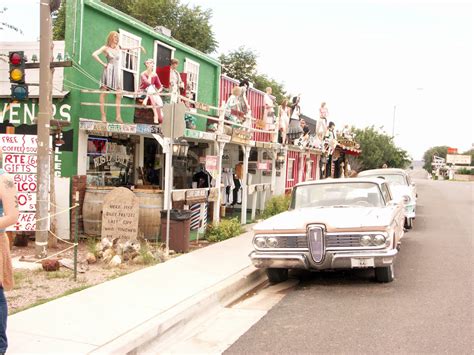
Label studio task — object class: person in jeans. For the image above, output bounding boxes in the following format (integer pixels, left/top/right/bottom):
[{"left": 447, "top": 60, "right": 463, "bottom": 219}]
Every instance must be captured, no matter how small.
[{"left": 0, "top": 153, "right": 19, "bottom": 354}]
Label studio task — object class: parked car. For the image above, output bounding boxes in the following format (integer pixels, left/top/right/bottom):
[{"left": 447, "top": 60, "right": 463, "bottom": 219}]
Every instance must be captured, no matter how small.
[
  {"left": 357, "top": 168, "right": 416, "bottom": 229},
  {"left": 249, "top": 178, "right": 405, "bottom": 284}
]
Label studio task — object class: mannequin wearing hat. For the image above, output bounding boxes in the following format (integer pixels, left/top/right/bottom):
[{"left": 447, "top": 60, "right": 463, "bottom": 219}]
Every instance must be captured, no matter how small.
[{"left": 139, "top": 59, "right": 163, "bottom": 124}]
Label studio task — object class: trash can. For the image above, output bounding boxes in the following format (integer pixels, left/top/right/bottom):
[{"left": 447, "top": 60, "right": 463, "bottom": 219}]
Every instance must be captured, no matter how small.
[{"left": 160, "top": 209, "right": 192, "bottom": 253}]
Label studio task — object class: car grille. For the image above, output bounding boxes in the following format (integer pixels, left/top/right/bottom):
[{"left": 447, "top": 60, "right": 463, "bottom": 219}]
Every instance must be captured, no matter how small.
[
  {"left": 274, "top": 235, "right": 308, "bottom": 249},
  {"left": 326, "top": 234, "right": 361, "bottom": 248}
]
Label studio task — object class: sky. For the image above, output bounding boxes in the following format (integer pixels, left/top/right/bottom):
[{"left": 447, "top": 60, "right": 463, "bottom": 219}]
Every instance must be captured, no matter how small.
[{"left": 1, "top": 0, "right": 473, "bottom": 160}]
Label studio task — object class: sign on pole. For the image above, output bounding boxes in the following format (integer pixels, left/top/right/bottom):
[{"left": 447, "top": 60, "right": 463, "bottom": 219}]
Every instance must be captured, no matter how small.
[{"left": 446, "top": 154, "right": 471, "bottom": 165}]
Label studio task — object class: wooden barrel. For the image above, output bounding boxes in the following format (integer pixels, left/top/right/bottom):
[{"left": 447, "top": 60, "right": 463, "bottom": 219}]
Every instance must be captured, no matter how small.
[
  {"left": 135, "top": 190, "right": 163, "bottom": 240},
  {"left": 82, "top": 188, "right": 111, "bottom": 236}
]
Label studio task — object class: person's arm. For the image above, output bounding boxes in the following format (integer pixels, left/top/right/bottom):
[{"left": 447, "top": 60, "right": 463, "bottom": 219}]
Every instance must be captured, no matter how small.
[
  {"left": 0, "top": 174, "right": 19, "bottom": 230},
  {"left": 92, "top": 46, "right": 107, "bottom": 68},
  {"left": 120, "top": 45, "right": 146, "bottom": 54},
  {"left": 140, "top": 72, "right": 152, "bottom": 87},
  {"left": 154, "top": 75, "right": 163, "bottom": 92}
]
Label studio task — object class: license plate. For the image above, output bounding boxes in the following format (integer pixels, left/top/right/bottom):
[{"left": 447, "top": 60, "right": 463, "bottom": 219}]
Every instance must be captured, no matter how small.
[{"left": 351, "top": 258, "right": 375, "bottom": 268}]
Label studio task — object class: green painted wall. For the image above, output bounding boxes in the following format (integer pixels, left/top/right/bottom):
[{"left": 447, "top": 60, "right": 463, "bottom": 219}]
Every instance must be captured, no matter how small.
[{"left": 64, "top": 0, "right": 221, "bottom": 176}]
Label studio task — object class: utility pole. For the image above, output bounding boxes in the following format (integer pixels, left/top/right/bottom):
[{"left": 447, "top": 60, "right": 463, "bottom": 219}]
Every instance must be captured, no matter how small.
[{"left": 35, "top": 1, "right": 54, "bottom": 258}]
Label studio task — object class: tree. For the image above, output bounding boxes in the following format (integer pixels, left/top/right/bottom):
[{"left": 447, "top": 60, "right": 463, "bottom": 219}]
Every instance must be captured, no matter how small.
[
  {"left": 219, "top": 47, "right": 289, "bottom": 104},
  {"left": 52, "top": 1, "right": 66, "bottom": 40},
  {"left": 252, "top": 73, "right": 288, "bottom": 105},
  {"left": 52, "top": 0, "right": 218, "bottom": 53},
  {"left": 462, "top": 148, "right": 474, "bottom": 166},
  {"left": 422, "top": 146, "right": 448, "bottom": 172},
  {"left": 218, "top": 46, "right": 258, "bottom": 82},
  {"left": 352, "top": 126, "right": 411, "bottom": 171}
]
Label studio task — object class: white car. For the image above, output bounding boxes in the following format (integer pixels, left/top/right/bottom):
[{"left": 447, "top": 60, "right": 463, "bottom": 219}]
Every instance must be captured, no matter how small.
[
  {"left": 358, "top": 168, "right": 417, "bottom": 229},
  {"left": 249, "top": 178, "right": 405, "bottom": 284}
]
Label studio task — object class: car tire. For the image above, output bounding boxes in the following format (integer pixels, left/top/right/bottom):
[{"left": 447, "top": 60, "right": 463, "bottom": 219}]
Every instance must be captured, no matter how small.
[
  {"left": 375, "top": 265, "right": 394, "bottom": 283},
  {"left": 404, "top": 217, "right": 413, "bottom": 229},
  {"left": 266, "top": 268, "right": 288, "bottom": 284}
]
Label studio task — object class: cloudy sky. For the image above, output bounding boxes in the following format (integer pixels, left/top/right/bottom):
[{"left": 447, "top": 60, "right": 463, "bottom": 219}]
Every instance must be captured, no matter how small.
[{"left": 2, "top": 0, "right": 473, "bottom": 159}]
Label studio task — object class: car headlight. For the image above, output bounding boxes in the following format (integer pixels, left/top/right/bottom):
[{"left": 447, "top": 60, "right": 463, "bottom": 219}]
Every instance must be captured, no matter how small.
[
  {"left": 403, "top": 195, "right": 411, "bottom": 203},
  {"left": 373, "top": 234, "right": 386, "bottom": 246},
  {"left": 360, "top": 235, "right": 372, "bottom": 246},
  {"left": 255, "top": 237, "right": 266, "bottom": 248},
  {"left": 267, "top": 237, "right": 278, "bottom": 248}
]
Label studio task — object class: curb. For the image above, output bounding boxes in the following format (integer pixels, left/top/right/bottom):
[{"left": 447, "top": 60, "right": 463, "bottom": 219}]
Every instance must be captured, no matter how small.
[{"left": 90, "top": 266, "right": 266, "bottom": 354}]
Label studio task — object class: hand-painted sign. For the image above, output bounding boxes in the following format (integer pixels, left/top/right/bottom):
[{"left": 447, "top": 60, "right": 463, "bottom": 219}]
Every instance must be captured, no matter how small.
[
  {"left": 3, "top": 154, "right": 37, "bottom": 173},
  {"left": 7, "top": 212, "right": 37, "bottom": 231}
]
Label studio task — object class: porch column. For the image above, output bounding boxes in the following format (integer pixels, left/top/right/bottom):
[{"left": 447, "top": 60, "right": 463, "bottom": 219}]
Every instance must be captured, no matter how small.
[
  {"left": 298, "top": 150, "right": 305, "bottom": 183},
  {"left": 213, "top": 140, "right": 226, "bottom": 223},
  {"left": 241, "top": 145, "right": 251, "bottom": 225},
  {"left": 270, "top": 146, "right": 277, "bottom": 194}
]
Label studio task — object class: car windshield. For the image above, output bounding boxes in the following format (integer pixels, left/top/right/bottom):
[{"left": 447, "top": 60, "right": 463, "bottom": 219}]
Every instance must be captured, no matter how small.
[
  {"left": 364, "top": 174, "right": 407, "bottom": 186},
  {"left": 291, "top": 182, "right": 385, "bottom": 209}
]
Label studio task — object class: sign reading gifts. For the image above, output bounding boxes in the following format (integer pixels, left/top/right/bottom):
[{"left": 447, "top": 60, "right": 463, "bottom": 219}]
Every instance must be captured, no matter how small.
[{"left": 0, "top": 134, "right": 60, "bottom": 231}]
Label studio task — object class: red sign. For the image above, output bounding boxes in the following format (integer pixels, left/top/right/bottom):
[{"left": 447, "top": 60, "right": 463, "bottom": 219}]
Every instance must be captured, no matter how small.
[{"left": 447, "top": 147, "right": 458, "bottom": 154}]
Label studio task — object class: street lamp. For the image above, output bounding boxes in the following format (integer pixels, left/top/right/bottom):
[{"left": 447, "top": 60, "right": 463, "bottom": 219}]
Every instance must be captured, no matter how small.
[{"left": 172, "top": 138, "right": 189, "bottom": 157}]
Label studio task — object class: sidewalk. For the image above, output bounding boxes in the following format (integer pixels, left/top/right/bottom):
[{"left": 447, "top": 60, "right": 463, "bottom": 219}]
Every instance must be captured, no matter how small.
[{"left": 7, "top": 229, "right": 264, "bottom": 354}]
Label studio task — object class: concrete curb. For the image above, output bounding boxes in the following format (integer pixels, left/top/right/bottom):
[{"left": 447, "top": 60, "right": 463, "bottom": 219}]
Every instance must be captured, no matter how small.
[{"left": 90, "top": 266, "right": 266, "bottom": 354}]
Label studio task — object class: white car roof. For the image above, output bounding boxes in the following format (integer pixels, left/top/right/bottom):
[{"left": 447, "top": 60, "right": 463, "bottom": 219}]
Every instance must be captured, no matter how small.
[
  {"left": 358, "top": 168, "right": 408, "bottom": 176},
  {"left": 294, "top": 177, "right": 386, "bottom": 188}
]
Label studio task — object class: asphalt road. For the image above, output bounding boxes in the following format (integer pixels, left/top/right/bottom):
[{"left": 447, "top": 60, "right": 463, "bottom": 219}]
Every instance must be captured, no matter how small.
[{"left": 226, "top": 177, "right": 473, "bottom": 354}]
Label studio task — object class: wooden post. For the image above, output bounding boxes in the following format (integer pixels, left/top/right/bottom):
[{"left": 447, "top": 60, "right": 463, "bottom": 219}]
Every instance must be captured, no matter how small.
[
  {"left": 240, "top": 145, "right": 251, "bottom": 225},
  {"left": 35, "top": 1, "right": 53, "bottom": 258}
]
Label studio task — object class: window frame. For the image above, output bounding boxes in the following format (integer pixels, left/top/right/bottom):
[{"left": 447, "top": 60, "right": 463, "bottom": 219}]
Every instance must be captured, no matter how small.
[
  {"left": 184, "top": 57, "right": 200, "bottom": 101},
  {"left": 118, "top": 28, "right": 142, "bottom": 94},
  {"left": 153, "top": 39, "right": 176, "bottom": 70},
  {"left": 287, "top": 158, "right": 295, "bottom": 181}
]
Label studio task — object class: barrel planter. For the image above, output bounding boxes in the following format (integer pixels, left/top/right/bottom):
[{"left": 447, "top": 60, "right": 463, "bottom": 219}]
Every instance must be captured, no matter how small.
[
  {"left": 82, "top": 188, "right": 112, "bottom": 236},
  {"left": 135, "top": 190, "right": 164, "bottom": 240}
]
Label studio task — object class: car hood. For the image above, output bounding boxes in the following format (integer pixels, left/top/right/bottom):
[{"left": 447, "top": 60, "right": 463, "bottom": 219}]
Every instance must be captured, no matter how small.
[{"left": 253, "top": 207, "right": 395, "bottom": 233}]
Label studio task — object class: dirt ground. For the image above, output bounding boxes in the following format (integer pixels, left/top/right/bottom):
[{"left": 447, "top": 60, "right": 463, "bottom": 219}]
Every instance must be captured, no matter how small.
[{"left": 6, "top": 237, "right": 211, "bottom": 315}]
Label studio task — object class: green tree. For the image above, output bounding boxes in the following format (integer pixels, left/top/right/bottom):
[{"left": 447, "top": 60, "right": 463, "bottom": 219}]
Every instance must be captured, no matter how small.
[
  {"left": 218, "top": 46, "right": 258, "bottom": 82},
  {"left": 52, "top": 1, "right": 66, "bottom": 40},
  {"left": 353, "top": 126, "right": 411, "bottom": 170},
  {"left": 52, "top": 0, "right": 218, "bottom": 53},
  {"left": 422, "top": 146, "right": 448, "bottom": 172},
  {"left": 219, "top": 47, "right": 289, "bottom": 104},
  {"left": 252, "top": 73, "right": 288, "bottom": 105}
]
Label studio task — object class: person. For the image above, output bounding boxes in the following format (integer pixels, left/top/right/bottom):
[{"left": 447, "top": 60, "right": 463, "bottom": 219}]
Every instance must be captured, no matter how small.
[
  {"left": 382, "top": 163, "right": 388, "bottom": 168},
  {"left": 263, "top": 87, "right": 275, "bottom": 131},
  {"left": 238, "top": 80, "right": 251, "bottom": 116},
  {"left": 316, "top": 102, "right": 328, "bottom": 148},
  {"left": 324, "top": 122, "right": 337, "bottom": 178},
  {"left": 0, "top": 149, "right": 19, "bottom": 354},
  {"left": 169, "top": 58, "right": 184, "bottom": 103},
  {"left": 287, "top": 96, "right": 303, "bottom": 143},
  {"left": 139, "top": 59, "right": 163, "bottom": 124},
  {"left": 278, "top": 99, "right": 290, "bottom": 145},
  {"left": 92, "top": 31, "right": 146, "bottom": 123},
  {"left": 225, "top": 86, "right": 243, "bottom": 126}
]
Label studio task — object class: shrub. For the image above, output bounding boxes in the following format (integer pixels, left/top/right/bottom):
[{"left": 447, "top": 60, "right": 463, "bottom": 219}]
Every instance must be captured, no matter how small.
[
  {"left": 456, "top": 168, "right": 474, "bottom": 175},
  {"left": 205, "top": 218, "right": 243, "bottom": 242},
  {"left": 260, "top": 194, "right": 291, "bottom": 219}
]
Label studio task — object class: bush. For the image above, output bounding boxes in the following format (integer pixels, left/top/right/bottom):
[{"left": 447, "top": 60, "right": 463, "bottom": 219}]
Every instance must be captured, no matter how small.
[
  {"left": 205, "top": 218, "right": 243, "bottom": 242},
  {"left": 456, "top": 168, "right": 474, "bottom": 175},
  {"left": 260, "top": 194, "right": 291, "bottom": 219}
]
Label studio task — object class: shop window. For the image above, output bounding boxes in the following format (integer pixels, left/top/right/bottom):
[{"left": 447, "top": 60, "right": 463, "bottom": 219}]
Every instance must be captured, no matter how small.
[
  {"left": 119, "top": 29, "right": 142, "bottom": 92},
  {"left": 184, "top": 58, "right": 200, "bottom": 101},
  {"left": 288, "top": 158, "right": 295, "bottom": 181},
  {"left": 86, "top": 135, "right": 136, "bottom": 187},
  {"left": 155, "top": 41, "right": 175, "bottom": 68}
]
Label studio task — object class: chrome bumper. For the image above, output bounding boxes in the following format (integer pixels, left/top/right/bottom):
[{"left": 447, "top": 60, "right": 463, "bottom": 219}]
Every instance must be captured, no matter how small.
[{"left": 249, "top": 248, "right": 398, "bottom": 270}]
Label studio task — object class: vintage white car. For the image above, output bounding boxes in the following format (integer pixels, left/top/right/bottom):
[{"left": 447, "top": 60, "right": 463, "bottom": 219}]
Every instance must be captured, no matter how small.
[
  {"left": 249, "top": 178, "right": 405, "bottom": 284},
  {"left": 358, "top": 168, "right": 417, "bottom": 229}
]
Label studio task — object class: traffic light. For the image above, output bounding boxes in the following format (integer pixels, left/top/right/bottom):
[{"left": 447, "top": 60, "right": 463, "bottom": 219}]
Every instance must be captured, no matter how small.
[{"left": 9, "top": 51, "right": 28, "bottom": 101}]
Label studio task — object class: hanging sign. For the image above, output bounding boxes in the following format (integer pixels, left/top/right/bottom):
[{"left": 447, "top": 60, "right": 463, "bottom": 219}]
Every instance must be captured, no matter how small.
[
  {"left": 185, "top": 189, "right": 207, "bottom": 204},
  {"left": 205, "top": 155, "right": 218, "bottom": 179}
]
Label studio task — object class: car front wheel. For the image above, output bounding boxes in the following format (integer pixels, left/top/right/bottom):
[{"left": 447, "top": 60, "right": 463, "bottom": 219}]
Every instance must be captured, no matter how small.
[
  {"left": 375, "top": 264, "right": 394, "bottom": 283},
  {"left": 266, "top": 268, "right": 288, "bottom": 284},
  {"left": 404, "top": 217, "right": 413, "bottom": 229}
]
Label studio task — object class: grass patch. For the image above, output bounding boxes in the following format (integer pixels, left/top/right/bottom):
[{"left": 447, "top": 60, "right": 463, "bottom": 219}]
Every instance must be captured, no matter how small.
[
  {"left": 44, "top": 270, "right": 71, "bottom": 280},
  {"left": 13, "top": 270, "right": 30, "bottom": 287},
  {"left": 10, "top": 284, "right": 91, "bottom": 315}
]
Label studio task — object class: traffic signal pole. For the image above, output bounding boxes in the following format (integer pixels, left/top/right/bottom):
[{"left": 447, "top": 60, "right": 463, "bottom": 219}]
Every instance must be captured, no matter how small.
[{"left": 35, "top": 1, "right": 53, "bottom": 258}]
